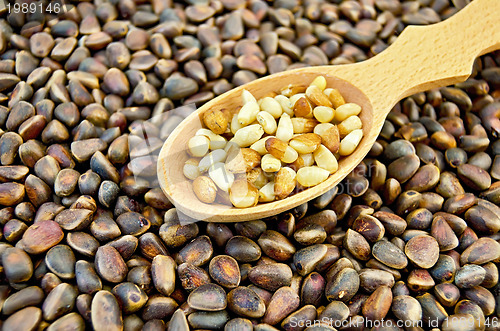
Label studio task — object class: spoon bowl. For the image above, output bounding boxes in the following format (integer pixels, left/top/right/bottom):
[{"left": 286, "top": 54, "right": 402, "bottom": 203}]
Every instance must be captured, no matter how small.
[{"left": 158, "top": 0, "right": 500, "bottom": 222}]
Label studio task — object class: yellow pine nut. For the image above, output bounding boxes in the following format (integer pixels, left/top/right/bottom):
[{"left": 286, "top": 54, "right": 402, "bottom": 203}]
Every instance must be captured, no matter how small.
[
  {"left": 334, "top": 103, "right": 361, "bottom": 122},
  {"left": 259, "top": 182, "right": 276, "bottom": 202},
  {"left": 256, "top": 111, "right": 277, "bottom": 134},
  {"left": 296, "top": 166, "right": 330, "bottom": 187},
  {"left": 265, "top": 137, "right": 287, "bottom": 159},
  {"left": 242, "top": 89, "right": 257, "bottom": 104},
  {"left": 289, "top": 133, "right": 322, "bottom": 154},
  {"left": 193, "top": 176, "right": 218, "bottom": 203},
  {"left": 313, "top": 144, "right": 339, "bottom": 174},
  {"left": 183, "top": 158, "right": 201, "bottom": 180},
  {"left": 231, "top": 113, "right": 244, "bottom": 134},
  {"left": 293, "top": 97, "right": 313, "bottom": 118},
  {"left": 196, "top": 129, "right": 227, "bottom": 150},
  {"left": 233, "top": 124, "right": 264, "bottom": 147},
  {"left": 282, "top": 145, "right": 298, "bottom": 163},
  {"left": 238, "top": 101, "right": 260, "bottom": 125},
  {"left": 209, "top": 135, "right": 227, "bottom": 150},
  {"left": 314, "top": 123, "right": 340, "bottom": 153},
  {"left": 274, "top": 95, "right": 293, "bottom": 116},
  {"left": 198, "top": 149, "right": 227, "bottom": 172},
  {"left": 203, "top": 108, "right": 228, "bottom": 134},
  {"left": 276, "top": 113, "right": 294, "bottom": 142},
  {"left": 229, "top": 179, "right": 259, "bottom": 208},
  {"left": 291, "top": 117, "right": 319, "bottom": 134},
  {"left": 187, "top": 135, "right": 209, "bottom": 157},
  {"left": 338, "top": 115, "right": 362, "bottom": 137},
  {"left": 310, "top": 76, "right": 327, "bottom": 90},
  {"left": 305, "top": 85, "right": 332, "bottom": 107},
  {"left": 313, "top": 106, "right": 335, "bottom": 123},
  {"left": 261, "top": 154, "right": 281, "bottom": 172},
  {"left": 327, "top": 88, "right": 346, "bottom": 108},
  {"left": 260, "top": 97, "right": 283, "bottom": 118},
  {"left": 339, "top": 129, "right": 363, "bottom": 156},
  {"left": 208, "top": 162, "right": 234, "bottom": 192},
  {"left": 274, "top": 167, "right": 297, "bottom": 199},
  {"left": 250, "top": 136, "right": 274, "bottom": 155}
]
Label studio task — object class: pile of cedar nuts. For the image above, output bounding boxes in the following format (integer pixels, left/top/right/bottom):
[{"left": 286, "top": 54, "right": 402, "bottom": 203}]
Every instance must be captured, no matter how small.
[
  {"left": 185, "top": 75, "right": 364, "bottom": 208},
  {"left": 0, "top": 0, "right": 498, "bottom": 330}
]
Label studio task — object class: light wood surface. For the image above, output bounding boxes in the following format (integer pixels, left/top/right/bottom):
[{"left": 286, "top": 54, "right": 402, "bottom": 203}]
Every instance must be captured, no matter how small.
[{"left": 158, "top": 0, "right": 500, "bottom": 222}]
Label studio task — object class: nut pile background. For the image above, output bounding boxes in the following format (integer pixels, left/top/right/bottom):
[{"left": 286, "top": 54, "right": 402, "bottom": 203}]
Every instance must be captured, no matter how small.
[{"left": 0, "top": 0, "right": 499, "bottom": 330}]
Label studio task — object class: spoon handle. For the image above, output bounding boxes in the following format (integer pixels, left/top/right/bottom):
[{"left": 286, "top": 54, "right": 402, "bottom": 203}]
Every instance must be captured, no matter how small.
[{"left": 328, "top": 0, "right": 500, "bottom": 112}]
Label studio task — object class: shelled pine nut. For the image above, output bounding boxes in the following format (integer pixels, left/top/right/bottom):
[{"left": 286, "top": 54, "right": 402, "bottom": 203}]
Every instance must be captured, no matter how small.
[{"left": 188, "top": 135, "right": 210, "bottom": 157}]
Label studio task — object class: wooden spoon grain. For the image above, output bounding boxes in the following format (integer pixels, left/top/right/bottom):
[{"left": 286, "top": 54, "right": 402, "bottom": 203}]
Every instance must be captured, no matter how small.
[{"left": 158, "top": 0, "right": 500, "bottom": 222}]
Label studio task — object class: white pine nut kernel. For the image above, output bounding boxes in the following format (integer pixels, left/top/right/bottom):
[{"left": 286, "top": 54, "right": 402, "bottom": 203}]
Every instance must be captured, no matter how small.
[
  {"left": 282, "top": 145, "right": 299, "bottom": 163},
  {"left": 208, "top": 162, "right": 234, "bottom": 192},
  {"left": 183, "top": 158, "right": 201, "bottom": 180},
  {"left": 259, "top": 182, "right": 276, "bottom": 202},
  {"left": 198, "top": 149, "right": 227, "bottom": 173},
  {"left": 256, "top": 111, "right": 277, "bottom": 134},
  {"left": 233, "top": 124, "right": 264, "bottom": 147},
  {"left": 296, "top": 166, "right": 330, "bottom": 187},
  {"left": 289, "top": 133, "right": 321, "bottom": 154},
  {"left": 310, "top": 76, "right": 327, "bottom": 91},
  {"left": 195, "top": 128, "right": 213, "bottom": 137},
  {"left": 313, "top": 106, "right": 335, "bottom": 123},
  {"left": 274, "top": 95, "right": 293, "bottom": 116},
  {"left": 276, "top": 113, "right": 294, "bottom": 142},
  {"left": 231, "top": 114, "right": 244, "bottom": 134},
  {"left": 238, "top": 101, "right": 260, "bottom": 126},
  {"left": 313, "top": 144, "right": 339, "bottom": 174},
  {"left": 261, "top": 154, "right": 281, "bottom": 172},
  {"left": 260, "top": 97, "right": 283, "bottom": 118},
  {"left": 196, "top": 128, "right": 227, "bottom": 150},
  {"left": 187, "top": 135, "right": 209, "bottom": 157},
  {"left": 250, "top": 136, "right": 274, "bottom": 155},
  {"left": 338, "top": 115, "right": 362, "bottom": 137},
  {"left": 334, "top": 103, "right": 361, "bottom": 122},
  {"left": 242, "top": 89, "right": 257, "bottom": 104},
  {"left": 229, "top": 179, "right": 259, "bottom": 208},
  {"left": 339, "top": 129, "right": 363, "bottom": 156}
]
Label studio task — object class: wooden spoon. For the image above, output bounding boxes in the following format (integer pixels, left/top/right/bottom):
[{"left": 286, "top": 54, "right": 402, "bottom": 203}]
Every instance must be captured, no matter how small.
[{"left": 158, "top": 0, "right": 500, "bottom": 222}]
